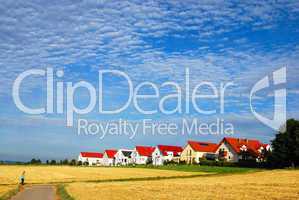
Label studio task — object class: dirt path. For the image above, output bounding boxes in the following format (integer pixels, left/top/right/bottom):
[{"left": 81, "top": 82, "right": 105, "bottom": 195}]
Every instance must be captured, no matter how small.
[{"left": 10, "top": 185, "right": 55, "bottom": 200}]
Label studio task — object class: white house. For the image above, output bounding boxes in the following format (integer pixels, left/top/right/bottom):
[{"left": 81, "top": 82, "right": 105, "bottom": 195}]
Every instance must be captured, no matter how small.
[
  {"left": 102, "top": 149, "right": 117, "bottom": 166},
  {"left": 215, "top": 137, "right": 270, "bottom": 162},
  {"left": 78, "top": 152, "right": 103, "bottom": 166},
  {"left": 152, "top": 145, "right": 183, "bottom": 166},
  {"left": 114, "top": 149, "right": 134, "bottom": 166},
  {"left": 131, "top": 146, "right": 155, "bottom": 165},
  {"left": 180, "top": 140, "right": 218, "bottom": 164}
]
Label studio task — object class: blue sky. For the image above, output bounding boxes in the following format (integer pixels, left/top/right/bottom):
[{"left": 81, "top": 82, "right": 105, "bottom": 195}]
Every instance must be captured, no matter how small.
[{"left": 0, "top": 0, "right": 298, "bottom": 161}]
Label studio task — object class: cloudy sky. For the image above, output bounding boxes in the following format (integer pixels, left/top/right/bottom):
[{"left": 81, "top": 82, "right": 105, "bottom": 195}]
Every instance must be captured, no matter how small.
[{"left": 0, "top": 0, "right": 298, "bottom": 161}]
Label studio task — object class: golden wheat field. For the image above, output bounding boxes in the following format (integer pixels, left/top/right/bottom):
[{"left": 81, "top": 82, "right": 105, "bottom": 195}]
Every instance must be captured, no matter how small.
[
  {"left": 0, "top": 185, "right": 15, "bottom": 197},
  {"left": 67, "top": 170, "right": 299, "bottom": 200},
  {"left": 0, "top": 165, "right": 201, "bottom": 185},
  {"left": 1, "top": 166, "right": 298, "bottom": 200}
]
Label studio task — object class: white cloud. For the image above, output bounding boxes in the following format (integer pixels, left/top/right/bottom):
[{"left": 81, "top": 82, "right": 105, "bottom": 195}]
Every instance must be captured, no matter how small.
[{"left": 0, "top": 0, "right": 298, "bottom": 115}]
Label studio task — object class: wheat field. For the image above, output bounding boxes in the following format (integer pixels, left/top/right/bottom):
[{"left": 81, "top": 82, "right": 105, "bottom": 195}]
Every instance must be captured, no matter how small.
[
  {"left": 67, "top": 170, "right": 299, "bottom": 200},
  {"left": 0, "top": 165, "right": 201, "bottom": 185},
  {"left": 0, "top": 165, "right": 202, "bottom": 197},
  {"left": 0, "top": 185, "right": 15, "bottom": 197},
  {"left": 1, "top": 166, "right": 298, "bottom": 200}
]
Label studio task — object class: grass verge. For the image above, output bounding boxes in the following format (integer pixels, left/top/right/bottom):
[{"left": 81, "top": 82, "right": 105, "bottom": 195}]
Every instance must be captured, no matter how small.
[
  {"left": 56, "top": 184, "right": 75, "bottom": 200},
  {"left": 130, "top": 164, "right": 260, "bottom": 174},
  {"left": 0, "top": 186, "right": 19, "bottom": 200}
]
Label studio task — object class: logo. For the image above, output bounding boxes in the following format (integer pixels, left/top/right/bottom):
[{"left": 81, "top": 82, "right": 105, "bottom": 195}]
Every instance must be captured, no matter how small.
[
  {"left": 12, "top": 68, "right": 235, "bottom": 137},
  {"left": 250, "top": 67, "right": 286, "bottom": 131}
]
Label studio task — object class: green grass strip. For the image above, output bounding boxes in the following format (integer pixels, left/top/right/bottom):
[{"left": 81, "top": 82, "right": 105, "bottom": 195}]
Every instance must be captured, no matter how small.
[
  {"left": 0, "top": 186, "right": 19, "bottom": 200},
  {"left": 123, "top": 164, "right": 260, "bottom": 174},
  {"left": 56, "top": 184, "right": 75, "bottom": 200}
]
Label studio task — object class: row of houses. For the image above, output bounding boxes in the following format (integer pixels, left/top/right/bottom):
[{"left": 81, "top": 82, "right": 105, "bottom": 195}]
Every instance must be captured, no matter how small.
[{"left": 78, "top": 137, "right": 271, "bottom": 166}]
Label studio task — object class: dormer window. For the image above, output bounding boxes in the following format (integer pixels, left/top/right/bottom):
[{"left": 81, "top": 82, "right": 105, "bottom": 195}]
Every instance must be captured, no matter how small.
[
  {"left": 240, "top": 145, "right": 247, "bottom": 151},
  {"left": 167, "top": 151, "right": 173, "bottom": 156}
]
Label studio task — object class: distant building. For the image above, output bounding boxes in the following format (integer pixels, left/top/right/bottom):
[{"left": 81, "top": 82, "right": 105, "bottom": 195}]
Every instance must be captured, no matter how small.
[
  {"left": 114, "top": 149, "right": 134, "bottom": 166},
  {"left": 180, "top": 140, "right": 218, "bottom": 164},
  {"left": 78, "top": 152, "right": 103, "bottom": 166},
  {"left": 131, "top": 146, "right": 155, "bottom": 165},
  {"left": 215, "top": 137, "right": 270, "bottom": 162},
  {"left": 102, "top": 149, "right": 117, "bottom": 166},
  {"left": 152, "top": 145, "right": 183, "bottom": 166}
]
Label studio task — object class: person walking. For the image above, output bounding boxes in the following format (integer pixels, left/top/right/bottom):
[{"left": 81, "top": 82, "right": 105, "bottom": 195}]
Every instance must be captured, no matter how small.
[{"left": 20, "top": 171, "right": 25, "bottom": 185}]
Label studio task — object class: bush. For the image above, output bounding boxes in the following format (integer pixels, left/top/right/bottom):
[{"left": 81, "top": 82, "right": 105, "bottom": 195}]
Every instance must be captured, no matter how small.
[
  {"left": 238, "top": 159, "right": 258, "bottom": 168},
  {"left": 50, "top": 160, "right": 57, "bottom": 165},
  {"left": 164, "top": 160, "right": 179, "bottom": 165},
  {"left": 62, "top": 159, "right": 69, "bottom": 165},
  {"left": 179, "top": 160, "right": 187, "bottom": 165},
  {"left": 83, "top": 161, "right": 89, "bottom": 166},
  {"left": 197, "top": 159, "right": 260, "bottom": 167},
  {"left": 29, "top": 158, "right": 42, "bottom": 165},
  {"left": 200, "top": 160, "right": 238, "bottom": 167},
  {"left": 69, "top": 159, "right": 76, "bottom": 166}
]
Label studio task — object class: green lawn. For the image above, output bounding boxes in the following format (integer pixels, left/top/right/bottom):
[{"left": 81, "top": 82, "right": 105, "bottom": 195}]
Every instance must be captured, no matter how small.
[
  {"left": 56, "top": 185, "right": 75, "bottom": 200},
  {"left": 130, "top": 164, "right": 260, "bottom": 174},
  {"left": 0, "top": 187, "right": 19, "bottom": 200}
]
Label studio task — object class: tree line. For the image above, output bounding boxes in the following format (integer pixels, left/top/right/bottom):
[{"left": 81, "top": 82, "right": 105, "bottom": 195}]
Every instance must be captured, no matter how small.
[{"left": 27, "top": 158, "right": 77, "bottom": 166}]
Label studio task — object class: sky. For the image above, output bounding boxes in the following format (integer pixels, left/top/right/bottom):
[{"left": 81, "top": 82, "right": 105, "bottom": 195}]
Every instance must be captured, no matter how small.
[{"left": 0, "top": 0, "right": 298, "bottom": 161}]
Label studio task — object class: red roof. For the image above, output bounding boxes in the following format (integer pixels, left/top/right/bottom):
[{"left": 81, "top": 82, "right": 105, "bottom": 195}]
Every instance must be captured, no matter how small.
[
  {"left": 219, "top": 137, "right": 269, "bottom": 157},
  {"left": 157, "top": 145, "right": 183, "bottom": 156},
  {"left": 104, "top": 149, "right": 117, "bottom": 158},
  {"left": 187, "top": 140, "right": 218, "bottom": 153},
  {"left": 80, "top": 152, "right": 103, "bottom": 158},
  {"left": 261, "top": 144, "right": 270, "bottom": 149},
  {"left": 136, "top": 146, "right": 155, "bottom": 157}
]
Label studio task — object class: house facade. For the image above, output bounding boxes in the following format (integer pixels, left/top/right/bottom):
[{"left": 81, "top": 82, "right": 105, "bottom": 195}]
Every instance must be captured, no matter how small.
[
  {"left": 102, "top": 149, "right": 117, "bottom": 166},
  {"left": 215, "top": 137, "right": 270, "bottom": 162},
  {"left": 131, "top": 146, "right": 155, "bottom": 165},
  {"left": 114, "top": 149, "right": 134, "bottom": 166},
  {"left": 152, "top": 145, "right": 183, "bottom": 165},
  {"left": 180, "top": 141, "right": 218, "bottom": 164},
  {"left": 78, "top": 152, "right": 103, "bottom": 166}
]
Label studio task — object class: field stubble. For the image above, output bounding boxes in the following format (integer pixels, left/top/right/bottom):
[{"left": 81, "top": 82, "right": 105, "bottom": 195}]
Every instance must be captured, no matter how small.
[
  {"left": 0, "top": 165, "right": 201, "bottom": 185},
  {"left": 66, "top": 170, "right": 299, "bottom": 200}
]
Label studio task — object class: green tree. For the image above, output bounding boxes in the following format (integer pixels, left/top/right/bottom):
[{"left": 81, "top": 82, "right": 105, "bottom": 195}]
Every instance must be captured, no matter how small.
[
  {"left": 269, "top": 119, "right": 299, "bottom": 168},
  {"left": 30, "top": 158, "right": 37, "bottom": 164},
  {"left": 62, "top": 159, "right": 69, "bottom": 165},
  {"left": 69, "top": 159, "right": 76, "bottom": 166},
  {"left": 30, "top": 158, "right": 41, "bottom": 164},
  {"left": 50, "top": 160, "right": 57, "bottom": 165}
]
